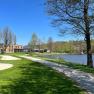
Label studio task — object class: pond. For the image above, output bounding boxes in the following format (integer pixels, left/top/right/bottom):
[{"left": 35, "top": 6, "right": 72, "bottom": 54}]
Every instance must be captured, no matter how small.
[{"left": 43, "top": 54, "right": 94, "bottom": 66}]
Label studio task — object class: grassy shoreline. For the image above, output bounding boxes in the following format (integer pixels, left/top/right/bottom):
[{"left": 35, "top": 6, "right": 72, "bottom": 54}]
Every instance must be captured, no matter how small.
[
  {"left": 37, "top": 57, "right": 94, "bottom": 74},
  {"left": 24, "top": 52, "right": 94, "bottom": 74}
]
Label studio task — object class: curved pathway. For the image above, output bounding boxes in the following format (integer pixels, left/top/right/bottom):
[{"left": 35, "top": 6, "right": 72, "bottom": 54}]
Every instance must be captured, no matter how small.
[{"left": 21, "top": 56, "right": 94, "bottom": 94}]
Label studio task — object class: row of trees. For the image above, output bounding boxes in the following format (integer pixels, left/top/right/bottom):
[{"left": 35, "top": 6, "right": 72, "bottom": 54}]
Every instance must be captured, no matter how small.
[
  {"left": 51, "top": 40, "right": 86, "bottom": 53},
  {"left": 29, "top": 33, "right": 94, "bottom": 54},
  {"left": 0, "top": 27, "right": 16, "bottom": 51}
]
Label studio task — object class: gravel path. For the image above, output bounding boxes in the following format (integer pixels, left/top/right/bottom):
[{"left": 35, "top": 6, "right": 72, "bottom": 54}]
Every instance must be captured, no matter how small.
[
  {"left": 0, "top": 55, "right": 19, "bottom": 70},
  {"left": 0, "top": 55, "right": 21, "bottom": 60},
  {"left": 0, "top": 63, "right": 13, "bottom": 70},
  {"left": 21, "top": 56, "right": 94, "bottom": 94}
]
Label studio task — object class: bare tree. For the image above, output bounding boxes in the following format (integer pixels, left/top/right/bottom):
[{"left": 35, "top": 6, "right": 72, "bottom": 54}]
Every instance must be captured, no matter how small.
[
  {"left": 3, "top": 27, "right": 10, "bottom": 50},
  {"left": 2, "top": 27, "right": 16, "bottom": 51},
  {"left": 13, "top": 34, "right": 16, "bottom": 45},
  {"left": 0, "top": 31, "right": 3, "bottom": 44},
  {"left": 9, "top": 31, "right": 13, "bottom": 45},
  {"left": 46, "top": 0, "right": 94, "bottom": 67},
  {"left": 37, "top": 38, "right": 42, "bottom": 51}
]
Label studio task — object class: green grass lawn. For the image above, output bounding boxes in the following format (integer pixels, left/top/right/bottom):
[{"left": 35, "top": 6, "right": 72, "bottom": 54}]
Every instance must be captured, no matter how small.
[
  {"left": 0, "top": 56, "right": 86, "bottom": 94},
  {"left": 6, "top": 52, "right": 26, "bottom": 56}
]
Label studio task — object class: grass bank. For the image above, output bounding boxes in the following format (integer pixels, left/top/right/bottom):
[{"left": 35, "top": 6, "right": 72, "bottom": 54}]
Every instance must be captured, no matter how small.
[
  {"left": 0, "top": 56, "right": 86, "bottom": 94},
  {"left": 37, "top": 56, "right": 94, "bottom": 74},
  {"left": 24, "top": 52, "right": 94, "bottom": 73},
  {"left": 11, "top": 52, "right": 94, "bottom": 74}
]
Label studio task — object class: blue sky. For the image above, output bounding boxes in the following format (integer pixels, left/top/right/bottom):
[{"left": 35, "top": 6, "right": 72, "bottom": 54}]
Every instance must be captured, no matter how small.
[{"left": 0, "top": 0, "right": 77, "bottom": 45}]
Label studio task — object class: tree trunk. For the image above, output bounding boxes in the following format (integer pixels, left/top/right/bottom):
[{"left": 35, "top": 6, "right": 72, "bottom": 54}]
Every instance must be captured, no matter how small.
[
  {"left": 85, "top": 34, "right": 93, "bottom": 67},
  {"left": 84, "top": 0, "right": 93, "bottom": 67}
]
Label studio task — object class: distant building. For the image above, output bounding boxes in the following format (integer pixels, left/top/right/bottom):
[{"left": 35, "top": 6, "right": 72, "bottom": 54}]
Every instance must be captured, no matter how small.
[
  {"left": 0, "top": 44, "right": 23, "bottom": 53},
  {"left": 5, "top": 45, "right": 23, "bottom": 53},
  {"left": 13, "top": 45, "right": 23, "bottom": 52}
]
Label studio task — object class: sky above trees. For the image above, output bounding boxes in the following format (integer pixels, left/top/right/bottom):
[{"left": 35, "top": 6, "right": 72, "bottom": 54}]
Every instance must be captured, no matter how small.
[{"left": 0, "top": 0, "right": 79, "bottom": 45}]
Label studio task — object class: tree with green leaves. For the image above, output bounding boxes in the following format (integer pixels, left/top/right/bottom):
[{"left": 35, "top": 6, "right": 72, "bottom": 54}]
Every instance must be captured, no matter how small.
[
  {"left": 29, "top": 33, "right": 38, "bottom": 50},
  {"left": 46, "top": 0, "right": 94, "bottom": 67},
  {"left": 47, "top": 37, "right": 53, "bottom": 53}
]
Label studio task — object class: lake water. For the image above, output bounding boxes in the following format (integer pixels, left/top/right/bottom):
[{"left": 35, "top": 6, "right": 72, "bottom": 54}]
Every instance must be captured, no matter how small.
[{"left": 43, "top": 54, "right": 94, "bottom": 66}]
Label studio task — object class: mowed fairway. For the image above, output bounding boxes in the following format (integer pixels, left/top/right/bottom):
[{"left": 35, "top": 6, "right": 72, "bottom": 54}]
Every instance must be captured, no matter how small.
[{"left": 0, "top": 57, "right": 85, "bottom": 94}]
